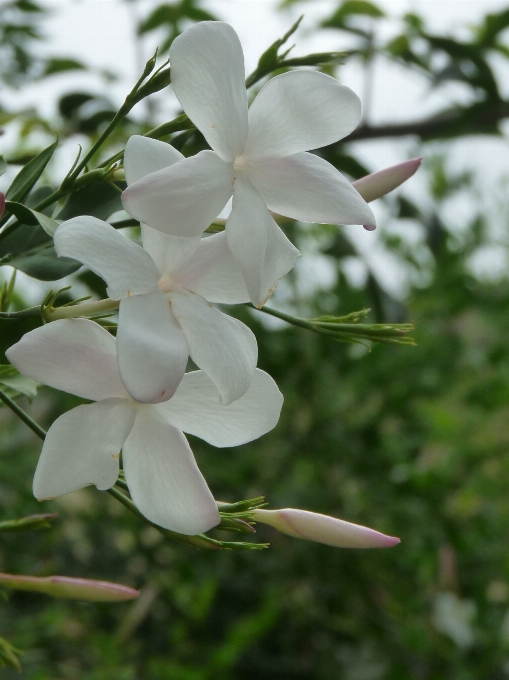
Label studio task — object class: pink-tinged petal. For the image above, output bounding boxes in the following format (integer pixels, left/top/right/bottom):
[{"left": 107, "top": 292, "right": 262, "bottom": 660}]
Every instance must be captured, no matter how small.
[
  {"left": 245, "top": 71, "right": 361, "bottom": 161},
  {"left": 141, "top": 227, "right": 201, "bottom": 276},
  {"left": 159, "top": 369, "right": 282, "bottom": 447},
  {"left": 6, "top": 319, "right": 127, "bottom": 401},
  {"left": 174, "top": 232, "right": 249, "bottom": 304},
  {"left": 124, "top": 135, "right": 184, "bottom": 185},
  {"left": 169, "top": 289, "right": 257, "bottom": 405},
  {"left": 117, "top": 290, "right": 189, "bottom": 404},
  {"left": 54, "top": 217, "right": 160, "bottom": 300},
  {"left": 170, "top": 21, "right": 248, "bottom": 162},
  {"left": 122, "top": 151, "right": 233, "bottom": 237},
  {"left": 353, "top": 158, "right": 422, "bottom": 203},
  {"left": 253, "top": 508, "right": 400, "bottom": 548},
  {"left": 0, "top": 573, "right": 139, "bottom": 602},
  {"left": 33, "top": 398, "right": 135, "bottom": 500},
  {"left": 249, "top": 151, "right": 376, "bottom": 228},
  {"left": 226, "top": 176, "right": 300, "bottom": 307},
  {"left": 123, "top": 407, "right": 219, "bottom": 534}
]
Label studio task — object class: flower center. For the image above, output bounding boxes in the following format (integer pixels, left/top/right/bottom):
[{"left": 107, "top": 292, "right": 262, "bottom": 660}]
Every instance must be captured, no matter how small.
[
  {"left": 158, "top": 273, "right": 176, "bottom": 293},
  {"left": 233, "top": 155, "right": 250, "bottom": 173}
]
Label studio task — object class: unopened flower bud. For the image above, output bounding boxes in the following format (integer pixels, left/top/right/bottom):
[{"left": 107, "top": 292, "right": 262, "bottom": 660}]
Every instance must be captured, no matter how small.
[
  {"left": 353, "top": 158, "right": 422, "bottom": 205},
  {"left": 253, "top": 508, "right": 400, "bottom": 549},
  {"left": 0, "top": 573, "right": 139, "bottom": 602}
]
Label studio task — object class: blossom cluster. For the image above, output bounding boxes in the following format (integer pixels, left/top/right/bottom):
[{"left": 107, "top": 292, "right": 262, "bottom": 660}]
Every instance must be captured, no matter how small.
[{"left": 5, "top": 21, "right": 418, "bottom": 549}]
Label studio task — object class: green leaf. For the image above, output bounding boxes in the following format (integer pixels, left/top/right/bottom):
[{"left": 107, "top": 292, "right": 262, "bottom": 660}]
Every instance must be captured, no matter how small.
[
  {"left": 42, "top": 57, "right": 86, "bottom": 76},
  {"left": 0, "top": 156, "right": 6, "bottom": 177},
  {"left": 56, "top": 180, "right": 123, "bottom": 221},
  {"left": 5, "top": 200, "right": 59, "bottom": 236},
  {"left": 0, "top": 364, "right": 38, "bottom": 401},
  {"left": 0, "top": 514, "right": 57, "bottom": 532},
  {"left": 323, "top": 0, "right": 385, "bottom": 31},
  {"left": 4, "top": 137, "right": 57, "bottom": 203},
  {"left": 8, "top": 245, "right": 80, "bottom": 281}
]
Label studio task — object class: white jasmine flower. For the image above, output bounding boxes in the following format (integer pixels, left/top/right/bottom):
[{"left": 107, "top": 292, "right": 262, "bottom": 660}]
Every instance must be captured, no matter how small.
[
  {"left": 122, "top": 21, "right": 375, "bottom": 307},
  {"left": 55, "top": 138, "right": 255, "bottom": 406},
  {"left": 6, "top": 319, "right": 283, "bottom": 535}
]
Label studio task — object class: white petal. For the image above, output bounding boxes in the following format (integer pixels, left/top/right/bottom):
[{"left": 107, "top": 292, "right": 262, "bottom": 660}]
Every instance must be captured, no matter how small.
[
  {"left": 54, "top": 216, "right": 160, "bottom": 300},
  {"left": 141, "top": 227, "right": 201, "bottom": 276},
  {"left": 123, "top": 407, "right": 219, "bottom": 534},
  {"left": 33, "top": 399, "right": 135, "bottom": 500},
  {"left": 169, "top": 289, "right": 257, "bottom": 405},
  {"left": 124, "top": 135, "right": 184, "bottom": 185},
  {"left": 170, "top": 21, "right": 248, "bottom": 162},
  {"left": 245, "top": 71, "right": 361, "bottom": 161},
  {"left": 226, "top": 176, "right": 300, "bottom": 307},
  {"left": 6, "top": 319, "right": 127, "bottom": 401},
  {"left": 174, "top": 232, "right": 249, "bottom": 304},
  {"left": 159, "top": 369, "right": 282, "bottom": 447},
  {"left": 122, "top": 151, "right": 233, "bottom": 237},
  {"left": 252, "top": 509, "right": 401, "bottom": 549},
  {"left": 117, "top": 291, "right": 189, "bottom": 404},
  {"left": 248, "top": 152, "right": 376, "bottom": 228}
]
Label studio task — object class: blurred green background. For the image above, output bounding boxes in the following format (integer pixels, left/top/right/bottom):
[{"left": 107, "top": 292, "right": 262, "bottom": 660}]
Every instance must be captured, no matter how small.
[{"left": 2, "top": 0, "right": 509, "bottom": 677}]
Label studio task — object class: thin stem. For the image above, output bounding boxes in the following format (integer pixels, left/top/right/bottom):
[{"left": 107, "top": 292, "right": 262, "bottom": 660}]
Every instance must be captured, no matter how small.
[
  {"left": 45, "top": 298, "right": 119, "bottom": 321},
  {"left": 0, "top": 387, "right": 46, "bottom": 440}
]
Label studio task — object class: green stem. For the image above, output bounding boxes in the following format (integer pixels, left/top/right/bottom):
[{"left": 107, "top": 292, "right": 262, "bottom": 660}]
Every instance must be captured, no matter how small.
[
  {"left": 0, "top": 387, "right": 46, "bottom": 440},
  {"left": 45, "top": 298, "right": 119, "bottom": 321}
]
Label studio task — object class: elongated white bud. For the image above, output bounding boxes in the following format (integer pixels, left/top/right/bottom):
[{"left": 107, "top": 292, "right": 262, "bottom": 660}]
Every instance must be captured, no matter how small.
[
  {"left": 353, "top": 158, "right": 422, "bottom": 204},
  {"left": 353, "top": 158, "right": 422, "bottom": 231},
  {"left": 0, "top": 573, "right": 140, "bottom": 602},
  {"left": 253, "top": 508, "right": 400, "bottom": 549}
]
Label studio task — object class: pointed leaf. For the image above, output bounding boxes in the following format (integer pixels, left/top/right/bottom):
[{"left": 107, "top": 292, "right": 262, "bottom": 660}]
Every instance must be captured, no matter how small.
[
  {"left": 5, "top": 138, "right": 58, "bottom": 203},
  {"left": 5, "top": 200, "right": 59, "bottom": 236}
]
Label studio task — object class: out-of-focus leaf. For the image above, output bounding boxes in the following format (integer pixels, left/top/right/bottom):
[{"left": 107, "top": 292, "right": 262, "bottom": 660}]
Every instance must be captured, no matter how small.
[
  {"left": 8, "top": 245, "right": 80, "bottom": 281},
  {"left": 323, "top": 0, "right": 385, "bottom": 30},
  {"left": 56, "top": 180, "right": 123, "bottom": 221},
  {"left": 58, "top": 92, "right": 94, "bottom": 120},
  {"left": 5, "top": 201, "right": 59, "bottom": 236},
  {"left": 0, "top": 157, "right": 7, "bottom": 177},
  {"left": 42, "top": 57, "right": 86, "bottom": 76},
  {"left": 4, "top": 138, "right": 57, "bottom": 203},
  {"left": 0, "top": 636, "right": 21, "bottom": 672},
  {"left": 0, "top": 364, "right": 39, "bottom": 401},
  {"left": 476, "top": 8, "right": 509, "bottom": 47},
  {"left": 14, "top": 0, "right": 44, "bottom": 12}
]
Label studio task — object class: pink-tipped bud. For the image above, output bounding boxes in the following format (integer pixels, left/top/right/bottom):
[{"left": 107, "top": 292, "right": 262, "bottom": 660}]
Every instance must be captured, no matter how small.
[
  {"left": 353, "top": 158, "right": 422, "bottom": 205},
  {"left": 0, "top": 193, "right": 5, "bottom": 220},
  {"left": 253, "top": 508, "right": 400, "bottom": 549},
  {"left": 0, "top": 573, "right": 140, "bottom": 602}
]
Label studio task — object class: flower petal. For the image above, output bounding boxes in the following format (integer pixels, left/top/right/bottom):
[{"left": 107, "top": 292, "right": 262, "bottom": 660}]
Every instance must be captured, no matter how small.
[
  {"left": 123, "top": 407, "right": 219, "bottom": 534},
  {"left": 245, "top": 71, "right": 361, "bottom": 161},
  {"left": 169, "top": 289, "right": 257, "bottom": 405},
  {"left": 174, "top": 232, "right": 249, "bottom": 304},
  {"left": 141, "top": 227, "right": 202, "bottom": 276},
  {"left": 6, "top": 318, "right": 127, "bottom": 401},
  {"left": 122, "top": 151, "right": 233, "bottom": 237},
  {"left": 159, "top": 369, "right": 283, "bottom": 447},
  {"left": 54, "top": 216, "right": 160, "bottom": 300},
  {"left": 252, "top": 509, "right": 401, "bottom": 549},
  {"left": 117, "top": 290, "right": 189, "bottom": 404},
  {"left": 33, "top": 399, "right": 135, "bottom": 500},
  {"left": 170, "top": 21, "right": 248, "bottom": 162},
  {"left": 124, "top": 135, "right": 184, "bottom": 185},
  {"left": 226, "top": 176, "right": 300, "bottom": 307},
  {"left": 248, "top": 152, "right": 376, "bottom": 228}
]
